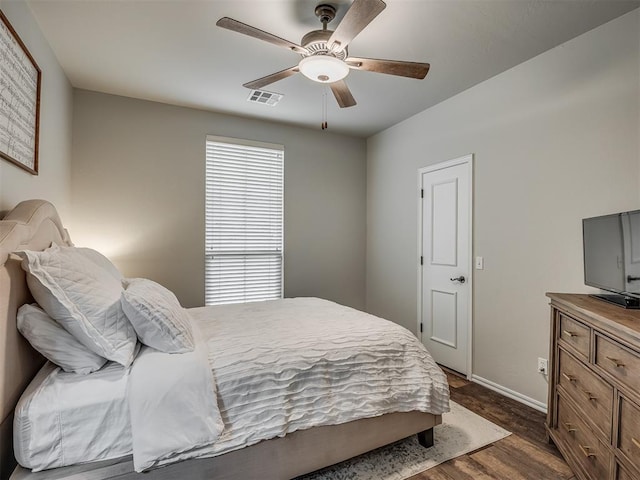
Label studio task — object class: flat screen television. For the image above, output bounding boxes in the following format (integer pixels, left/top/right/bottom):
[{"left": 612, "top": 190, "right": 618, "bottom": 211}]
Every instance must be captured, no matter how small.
[{"left": 583, "top": 210, "right": 640, "bottom": 308}]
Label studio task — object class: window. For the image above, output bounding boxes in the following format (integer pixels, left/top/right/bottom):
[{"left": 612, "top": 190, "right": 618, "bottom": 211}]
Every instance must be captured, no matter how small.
[{"left": 205, "top": 136, "right": 284, "bottom": 305}]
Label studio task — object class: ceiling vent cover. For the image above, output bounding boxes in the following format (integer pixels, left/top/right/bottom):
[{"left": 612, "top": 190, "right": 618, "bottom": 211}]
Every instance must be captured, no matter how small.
[{"left": 247, "top": 90, "right": 283, "bottom": 106}]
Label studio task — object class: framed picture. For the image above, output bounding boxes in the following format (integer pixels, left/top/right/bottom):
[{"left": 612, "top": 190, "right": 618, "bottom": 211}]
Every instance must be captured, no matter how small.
[{"left": 0, "top": 9, "right": 41, "bottom": 175}]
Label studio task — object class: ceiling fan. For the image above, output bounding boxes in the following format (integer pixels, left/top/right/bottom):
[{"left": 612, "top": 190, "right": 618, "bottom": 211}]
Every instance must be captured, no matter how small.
[{"left": 216, "top": 0, "right": 430, "bottom": 108}]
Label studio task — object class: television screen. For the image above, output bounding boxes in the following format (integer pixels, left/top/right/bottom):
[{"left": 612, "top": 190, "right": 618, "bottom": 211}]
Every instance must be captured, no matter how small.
[{"left": 583, "top": 210, "right": 640, "bottom": 297}]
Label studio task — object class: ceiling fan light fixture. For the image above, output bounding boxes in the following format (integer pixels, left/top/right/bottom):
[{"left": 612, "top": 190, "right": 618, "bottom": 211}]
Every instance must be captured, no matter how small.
[{"left": 298, "top": 55, "right": 349, "bottom": 83}]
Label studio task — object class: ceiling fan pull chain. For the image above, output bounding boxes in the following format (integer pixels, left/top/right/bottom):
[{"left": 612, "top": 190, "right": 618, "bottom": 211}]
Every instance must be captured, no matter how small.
[{"left": 322, "top": 87, "right": 328, "bottom": 130}]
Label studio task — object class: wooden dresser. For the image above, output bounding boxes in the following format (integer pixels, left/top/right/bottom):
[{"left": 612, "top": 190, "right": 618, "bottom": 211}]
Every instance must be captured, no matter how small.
[{"left": 547, "top": 293, "right": 640, "bottom": 480}]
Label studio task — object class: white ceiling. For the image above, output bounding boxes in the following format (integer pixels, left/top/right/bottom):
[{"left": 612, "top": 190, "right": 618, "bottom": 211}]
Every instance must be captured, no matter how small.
[{"left": 26, "top": 0, "right": 640, "bottom": 137}]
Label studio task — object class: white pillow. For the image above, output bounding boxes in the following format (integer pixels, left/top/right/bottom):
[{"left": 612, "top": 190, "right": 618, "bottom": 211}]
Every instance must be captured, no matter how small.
[
  {"left": 121, "top": 278, "right": 194, "bottom": 353},
  {"left": 16, "top": 245, "right": 138, "bottom": 367},
  {"left": 17, "top": 304, "right": 107, "bottom": 374}
]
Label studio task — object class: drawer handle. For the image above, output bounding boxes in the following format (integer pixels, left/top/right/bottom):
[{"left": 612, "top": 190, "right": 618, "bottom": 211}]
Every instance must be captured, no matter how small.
[
  {"left": 562, "top": 372, "right": 577, "bottom": 383},
  {"left": 579, "top": 445, "right": 596, "bottom": 458},
  {"left": 563, "top": 422, "right": 577, "bottom": 433},
  {"left": 632, "top": 438, "right": 640, "bottom": 449},
  {"left": 563, "top": 330, "right": 578, "bottom": 338},
  {"left": 582, "top": 390, "right": 597, "bottom": 402},
  {"left": 605, "top": 356, "right": 626, "bottom": 368}
]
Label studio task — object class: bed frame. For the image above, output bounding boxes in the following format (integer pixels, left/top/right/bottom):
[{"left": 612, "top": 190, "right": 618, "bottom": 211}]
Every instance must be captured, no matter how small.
[{"left": 0, "top": 199, "right": 442, "bottom": 480}]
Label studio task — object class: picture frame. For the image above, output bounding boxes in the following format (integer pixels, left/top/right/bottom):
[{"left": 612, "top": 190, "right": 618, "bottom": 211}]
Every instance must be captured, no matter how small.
[{"left": 0, "top": 9, "right": 41, "bottom": 175}]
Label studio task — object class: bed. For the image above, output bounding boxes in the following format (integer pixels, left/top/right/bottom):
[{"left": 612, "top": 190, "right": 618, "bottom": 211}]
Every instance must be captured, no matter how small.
[{"left": 0, "top": 199, "right": 448, "bottom": 480}]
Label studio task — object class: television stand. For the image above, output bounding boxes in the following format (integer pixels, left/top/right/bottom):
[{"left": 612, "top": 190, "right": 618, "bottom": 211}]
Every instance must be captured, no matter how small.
[{"left": 589, "top": 293, "right": 640, "bottom": 309}]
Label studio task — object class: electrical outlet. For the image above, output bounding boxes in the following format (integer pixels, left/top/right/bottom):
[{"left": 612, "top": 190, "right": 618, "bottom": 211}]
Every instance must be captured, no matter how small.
[{"left": 537, "top": 357, "right": 548, "bottom": 375}]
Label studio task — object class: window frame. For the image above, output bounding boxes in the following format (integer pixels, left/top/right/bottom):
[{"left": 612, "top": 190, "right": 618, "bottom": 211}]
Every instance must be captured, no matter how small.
[{"left": 205, "top": 135, "right": 284, "bottom": 305}]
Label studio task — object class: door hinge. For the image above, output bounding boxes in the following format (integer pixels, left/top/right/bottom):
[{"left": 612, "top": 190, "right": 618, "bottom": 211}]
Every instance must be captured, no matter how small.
[
  {"left": 420, "top": 323, "right": 423, "bottom": 333},
  {"left": 420, "top": 188, "right": 424, "bottom": 198},
  {"left": 420, "top": 256, "right": 423, "bottom": 265}
]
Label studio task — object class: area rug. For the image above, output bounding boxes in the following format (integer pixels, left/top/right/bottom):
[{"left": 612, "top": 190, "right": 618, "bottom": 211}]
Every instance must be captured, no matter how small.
[{"left": 296, "top": 401, "right": 511, "bottom": 480}]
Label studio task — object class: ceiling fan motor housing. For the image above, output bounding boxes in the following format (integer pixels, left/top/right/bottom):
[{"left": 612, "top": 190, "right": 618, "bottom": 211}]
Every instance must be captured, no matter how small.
[{"left": 300, "top": 30, "right": 348, "bottom": 60}]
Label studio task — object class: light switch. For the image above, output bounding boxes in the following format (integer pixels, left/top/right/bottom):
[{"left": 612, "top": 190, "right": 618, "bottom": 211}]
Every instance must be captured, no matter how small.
[{"left": 475, "top": 256, "right": 484, "bottom": 270}]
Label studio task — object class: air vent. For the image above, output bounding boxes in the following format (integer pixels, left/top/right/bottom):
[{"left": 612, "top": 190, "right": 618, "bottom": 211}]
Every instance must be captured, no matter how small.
[{"left": 247, "top": 90, "right": 283, "bottom": 106}]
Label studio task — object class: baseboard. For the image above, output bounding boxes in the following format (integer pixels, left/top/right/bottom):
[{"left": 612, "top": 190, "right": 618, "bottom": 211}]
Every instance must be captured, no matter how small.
[{"left": 471, "top": 374, "right": 547, "bottom": 414}]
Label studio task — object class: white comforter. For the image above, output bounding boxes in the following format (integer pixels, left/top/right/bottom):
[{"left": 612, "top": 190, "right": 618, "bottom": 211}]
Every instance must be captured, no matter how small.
[
  {"left": 127, "top": 322, "right": 224, "bottom": 471},
  {"left": 15, "top": 297, "right": 450, "bottom": 472}
]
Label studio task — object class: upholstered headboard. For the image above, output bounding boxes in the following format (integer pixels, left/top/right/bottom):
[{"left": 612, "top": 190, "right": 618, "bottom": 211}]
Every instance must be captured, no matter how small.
[{"left": 0, "top": 200, "right": 72, "bottom": 480}]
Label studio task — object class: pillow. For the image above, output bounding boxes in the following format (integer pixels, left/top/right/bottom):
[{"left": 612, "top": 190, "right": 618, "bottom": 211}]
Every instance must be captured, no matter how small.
[
  {"left": 17, "top": 304, "right": 107, "bottom": 374},
  {"left": 121, "top": 278, "right": 194, "bottom": 353},
  {"left": 16, "top": 245, "right": 138, "bottom": 367}
]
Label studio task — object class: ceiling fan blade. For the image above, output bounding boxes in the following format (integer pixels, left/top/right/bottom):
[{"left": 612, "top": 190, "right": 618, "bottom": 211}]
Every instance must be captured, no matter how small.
[
  {"left": 243, "top": 66, "right": 300, "bottom": 90},
  {"left": 330, "top": 80, "right": 357, "bottom": 108},
  {"left": 346, "top": 57, "right": 430, "bottom": 79},
  {"left": 217, "top": 17, "right": 308, "bottom": 55},
  {"left": 328, "top": 0, "right": 386, "bottom": 53}
]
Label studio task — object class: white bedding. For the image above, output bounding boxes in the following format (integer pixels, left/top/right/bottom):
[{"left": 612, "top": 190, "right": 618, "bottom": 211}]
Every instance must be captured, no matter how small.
[
  {"left": 128, "top": 322, "right": 224, "bottom": 471},
  {"left": 14, "top": 297, "right": 450, "bottom": 472},
  {"left": 14, "top": 361, "right": 132, "bottom": 470}
]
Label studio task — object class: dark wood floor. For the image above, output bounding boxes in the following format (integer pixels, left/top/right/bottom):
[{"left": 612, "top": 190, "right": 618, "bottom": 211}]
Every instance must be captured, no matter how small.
[{"left": 410, "top": 370, "right": 576, "bottom": 480}]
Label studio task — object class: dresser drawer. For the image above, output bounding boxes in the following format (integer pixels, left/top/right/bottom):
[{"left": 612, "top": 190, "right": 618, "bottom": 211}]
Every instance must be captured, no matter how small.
[
  {"left": 556, "top": 395, "right": 611, "bottom": 480},
  {"left": 618, "top": 396, "right": 640, "bottom": 473},
  {"left": 559, "top": 313, "right": 590, "bottom": 360},
  {"left": 595, "top": 334, "right": 640, "bottom": 395},
  {"left": 558, "top": 348, "right": 613, "bottom": 441}
]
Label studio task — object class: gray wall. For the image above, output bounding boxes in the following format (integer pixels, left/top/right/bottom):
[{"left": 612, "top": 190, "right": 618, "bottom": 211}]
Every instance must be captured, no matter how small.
[
  {"left": 0, "top": 0, "right": 73, "bottom": 216},
  {"left": 366, "top": 10, "right": 640, "bottom": 405},
  {"left": 71, "top": 90, "right": 367, "bottom": 310}
]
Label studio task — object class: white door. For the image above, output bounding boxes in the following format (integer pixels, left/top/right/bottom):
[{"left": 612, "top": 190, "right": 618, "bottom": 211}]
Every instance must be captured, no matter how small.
[{"left": 418, "top": 155, "right": 472, "bottom": 376}]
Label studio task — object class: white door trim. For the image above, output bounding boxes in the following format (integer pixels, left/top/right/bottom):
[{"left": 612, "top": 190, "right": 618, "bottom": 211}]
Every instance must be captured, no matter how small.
[{"left": 417, "top": 154, "right": 474, "bottom": 379}]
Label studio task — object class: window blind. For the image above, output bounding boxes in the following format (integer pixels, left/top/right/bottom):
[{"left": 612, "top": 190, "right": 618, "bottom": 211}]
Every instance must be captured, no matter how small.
[{"left": 205, "top": 136, "right": 284, "bottom": 305}]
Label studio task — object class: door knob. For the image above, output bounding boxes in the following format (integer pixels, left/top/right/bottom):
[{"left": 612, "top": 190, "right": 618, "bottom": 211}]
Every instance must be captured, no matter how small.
[{"left": 450, "top": 276, "right": 466, "bottom": 284}]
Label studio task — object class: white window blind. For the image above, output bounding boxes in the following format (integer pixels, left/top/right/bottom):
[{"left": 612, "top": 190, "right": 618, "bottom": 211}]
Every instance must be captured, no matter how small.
[{"left": 205, "top": 136, "right": 284, "bottom": 305}]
